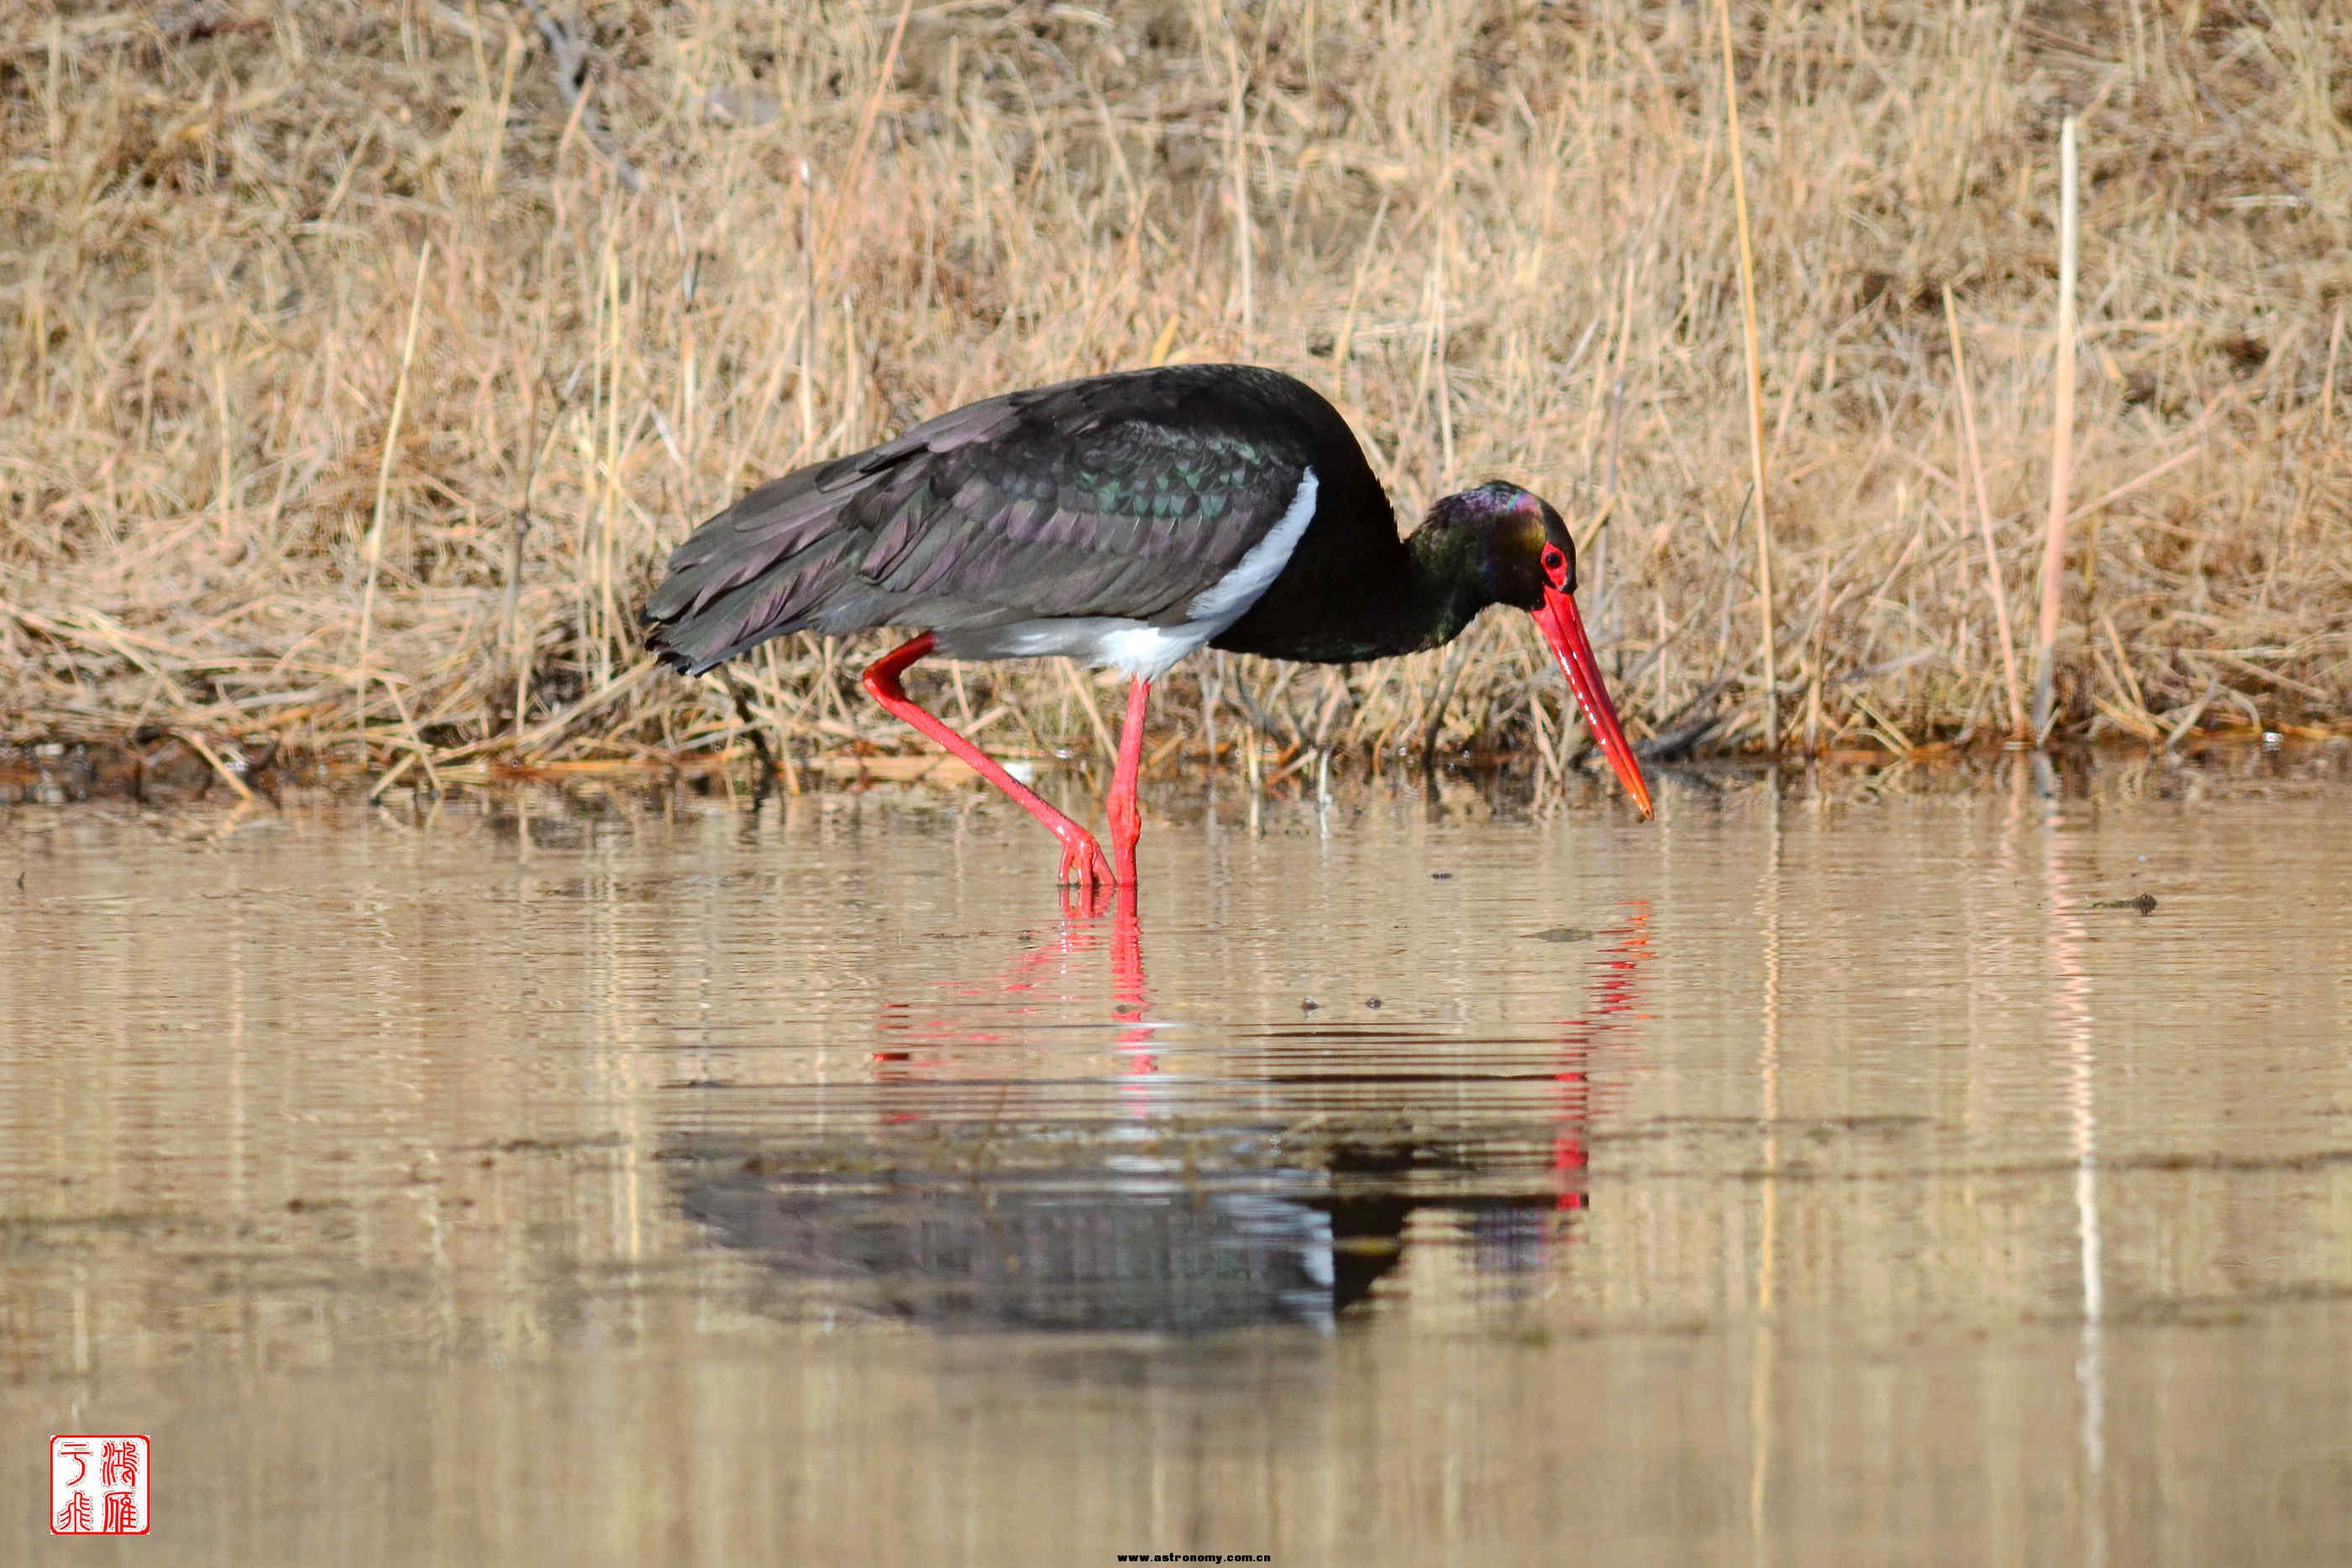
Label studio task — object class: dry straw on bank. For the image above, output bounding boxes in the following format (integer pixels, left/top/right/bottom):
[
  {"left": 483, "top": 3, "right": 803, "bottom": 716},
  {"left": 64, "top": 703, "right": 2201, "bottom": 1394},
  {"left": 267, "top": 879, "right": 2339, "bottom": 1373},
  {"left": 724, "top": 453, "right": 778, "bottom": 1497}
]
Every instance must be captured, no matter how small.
[{"left": 2, "top": 2, "right": 2347, "bottom": 789}]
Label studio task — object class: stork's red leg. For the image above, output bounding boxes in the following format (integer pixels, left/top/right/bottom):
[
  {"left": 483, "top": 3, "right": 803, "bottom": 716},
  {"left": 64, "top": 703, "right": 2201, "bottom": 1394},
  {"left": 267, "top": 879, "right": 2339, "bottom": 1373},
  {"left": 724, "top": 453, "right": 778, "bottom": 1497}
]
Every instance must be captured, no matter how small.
[
  {"left": 1105, "top": 677, "right": 1152, "bottom": 887},
  {"left": 861, "top": 635, "right": 1114, "bottom": 896}
]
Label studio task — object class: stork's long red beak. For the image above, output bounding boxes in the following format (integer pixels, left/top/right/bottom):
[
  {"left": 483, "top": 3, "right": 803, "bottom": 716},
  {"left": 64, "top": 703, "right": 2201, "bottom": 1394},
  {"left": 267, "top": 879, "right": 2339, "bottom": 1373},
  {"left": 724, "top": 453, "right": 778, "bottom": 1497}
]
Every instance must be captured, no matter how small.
[{"left": 1532, "top": 587, "right": 1654, "bottom": 820}]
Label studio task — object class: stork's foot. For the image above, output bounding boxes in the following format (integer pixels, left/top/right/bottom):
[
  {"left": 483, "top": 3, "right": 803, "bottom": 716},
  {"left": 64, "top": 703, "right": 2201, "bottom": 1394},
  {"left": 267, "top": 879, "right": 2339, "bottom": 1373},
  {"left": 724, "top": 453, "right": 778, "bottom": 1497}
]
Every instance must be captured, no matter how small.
[{"left": 1055, "top": 827, "right": 1116, "bottom": 902}]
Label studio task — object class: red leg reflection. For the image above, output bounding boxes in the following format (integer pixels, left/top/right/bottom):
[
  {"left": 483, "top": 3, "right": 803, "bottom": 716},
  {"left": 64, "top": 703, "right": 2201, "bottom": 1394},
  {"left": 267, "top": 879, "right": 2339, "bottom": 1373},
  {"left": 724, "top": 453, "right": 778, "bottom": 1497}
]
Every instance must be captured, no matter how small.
[
  {"left": 1107, "top": 884, "right": 1156, "bottom": 1073},
  {"left": 862, "top": 635, "right": 1115, "bottom": 899},
  {"left": 869, "top": 888, "right": 1153, "bottom": 1078}
]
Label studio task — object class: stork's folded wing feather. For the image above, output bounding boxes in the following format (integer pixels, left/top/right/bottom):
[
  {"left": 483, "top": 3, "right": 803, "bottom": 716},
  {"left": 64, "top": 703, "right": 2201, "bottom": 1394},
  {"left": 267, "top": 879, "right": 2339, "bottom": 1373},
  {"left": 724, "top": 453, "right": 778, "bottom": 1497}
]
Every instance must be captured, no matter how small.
[{"left": 643, "top": 366, "right": 1331, "bottom": 674}]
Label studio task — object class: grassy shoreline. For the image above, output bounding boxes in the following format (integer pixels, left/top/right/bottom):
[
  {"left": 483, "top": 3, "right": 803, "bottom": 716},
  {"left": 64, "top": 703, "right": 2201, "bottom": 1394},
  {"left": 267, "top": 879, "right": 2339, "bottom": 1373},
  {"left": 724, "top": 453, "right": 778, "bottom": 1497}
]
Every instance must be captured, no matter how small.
[
  {"left": 6, "top": 729, "right": 2345, "bottom": 817},
  {"left": 3, "top": 3, "right": 2347, "bottom": 786}
]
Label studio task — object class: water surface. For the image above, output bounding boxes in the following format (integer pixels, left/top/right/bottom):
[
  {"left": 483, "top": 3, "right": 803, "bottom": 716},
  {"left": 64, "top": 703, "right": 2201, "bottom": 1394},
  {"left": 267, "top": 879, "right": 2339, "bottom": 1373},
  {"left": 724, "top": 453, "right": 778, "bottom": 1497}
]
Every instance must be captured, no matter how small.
[{"left": 5, "top": 756, "right": 2351, "bottom": 1565}]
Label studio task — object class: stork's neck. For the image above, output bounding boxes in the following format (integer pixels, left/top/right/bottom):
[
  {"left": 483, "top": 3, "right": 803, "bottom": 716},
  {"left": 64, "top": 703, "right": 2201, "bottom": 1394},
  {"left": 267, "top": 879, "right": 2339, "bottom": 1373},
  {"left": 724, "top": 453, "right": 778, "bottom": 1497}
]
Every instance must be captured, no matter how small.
[
  {"left": 1394, "top": 519, "right": 1494, "bottom": 653},
  {"left": 1302, "top": 518, "right": 1488, "bottom": 662},
  {"left": 1248, "top": 517, "right": 1489, "bottom": 663},
  {"left": 1210, "top": 495, "right": 1501, "bottom": 665}
]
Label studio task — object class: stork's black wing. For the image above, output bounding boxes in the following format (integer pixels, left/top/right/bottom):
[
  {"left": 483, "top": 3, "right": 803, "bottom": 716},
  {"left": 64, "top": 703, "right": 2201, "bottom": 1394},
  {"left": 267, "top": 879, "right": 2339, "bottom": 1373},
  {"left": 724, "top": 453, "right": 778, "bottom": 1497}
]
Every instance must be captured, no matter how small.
[{"left": 643, "top": 364, "right": 1380, "bottom": 674}]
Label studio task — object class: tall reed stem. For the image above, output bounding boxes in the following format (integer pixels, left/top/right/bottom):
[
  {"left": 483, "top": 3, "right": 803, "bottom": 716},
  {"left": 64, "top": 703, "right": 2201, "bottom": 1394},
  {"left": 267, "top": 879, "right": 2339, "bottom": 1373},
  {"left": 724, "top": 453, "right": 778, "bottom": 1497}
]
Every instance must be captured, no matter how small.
[
  {"left": 1944, "top": 288, "right": 2028, "bottom": 741},
  {"left": 1717, "top": 0, "right": 1778, "bottom": 752},
  {"left": 354, "top": 238, "right": 433, "bottom": 759},
  {"left": 2032, "top": 117, "right": 2078, "bottom": 742}
]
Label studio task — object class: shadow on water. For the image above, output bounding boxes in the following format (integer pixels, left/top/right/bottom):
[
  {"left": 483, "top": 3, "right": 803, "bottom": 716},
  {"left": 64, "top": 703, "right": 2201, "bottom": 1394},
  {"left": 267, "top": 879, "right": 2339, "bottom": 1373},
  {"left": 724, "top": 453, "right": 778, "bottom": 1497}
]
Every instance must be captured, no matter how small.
[{"left": 665, "top": 894, "right": 1652, "bottom": 1335}]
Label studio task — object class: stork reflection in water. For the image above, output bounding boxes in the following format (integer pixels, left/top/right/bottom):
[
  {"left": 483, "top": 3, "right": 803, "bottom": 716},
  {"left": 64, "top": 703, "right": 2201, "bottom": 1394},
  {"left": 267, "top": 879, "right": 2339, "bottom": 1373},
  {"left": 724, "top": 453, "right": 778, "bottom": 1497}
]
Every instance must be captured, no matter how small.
[{"left": 668, "top": 891, "right": 1654, "bottom": 1335}]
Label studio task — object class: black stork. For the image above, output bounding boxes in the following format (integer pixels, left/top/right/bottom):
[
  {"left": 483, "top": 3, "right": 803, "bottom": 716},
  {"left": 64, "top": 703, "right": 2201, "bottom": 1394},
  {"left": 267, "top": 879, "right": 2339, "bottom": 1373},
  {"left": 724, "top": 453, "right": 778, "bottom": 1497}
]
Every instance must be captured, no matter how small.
[{"left": 643, "top": 364, "right": 1652, "bottom": 891}]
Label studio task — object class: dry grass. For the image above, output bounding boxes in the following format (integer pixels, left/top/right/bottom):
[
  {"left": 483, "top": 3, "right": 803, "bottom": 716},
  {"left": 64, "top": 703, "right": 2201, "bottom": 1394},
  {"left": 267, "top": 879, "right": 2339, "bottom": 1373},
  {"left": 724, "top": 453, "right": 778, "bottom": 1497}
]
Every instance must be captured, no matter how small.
[{"left": 3, "top": 1, "right": 2348, "bottom": 789}]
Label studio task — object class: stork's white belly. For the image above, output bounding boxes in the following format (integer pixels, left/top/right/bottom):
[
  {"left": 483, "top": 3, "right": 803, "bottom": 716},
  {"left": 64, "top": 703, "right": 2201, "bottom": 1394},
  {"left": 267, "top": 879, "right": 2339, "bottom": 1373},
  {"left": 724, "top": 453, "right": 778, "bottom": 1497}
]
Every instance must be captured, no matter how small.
[{"left": 932, "top": 467, "right": 1320, "bottom": 679}]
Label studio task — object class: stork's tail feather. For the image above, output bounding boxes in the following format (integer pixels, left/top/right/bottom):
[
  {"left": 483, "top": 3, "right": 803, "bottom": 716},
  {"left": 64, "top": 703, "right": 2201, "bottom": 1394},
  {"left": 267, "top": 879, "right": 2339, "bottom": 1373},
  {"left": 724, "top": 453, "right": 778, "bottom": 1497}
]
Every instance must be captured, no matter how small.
[
  {"left": 642, "top": 574, "right": 785, "bottom": 676},
  {"left": 642, "top": 464, "right": 877, "bottom": 675},
  {"left": 640, "top": 558, "right": 778, "bottom": 677}
]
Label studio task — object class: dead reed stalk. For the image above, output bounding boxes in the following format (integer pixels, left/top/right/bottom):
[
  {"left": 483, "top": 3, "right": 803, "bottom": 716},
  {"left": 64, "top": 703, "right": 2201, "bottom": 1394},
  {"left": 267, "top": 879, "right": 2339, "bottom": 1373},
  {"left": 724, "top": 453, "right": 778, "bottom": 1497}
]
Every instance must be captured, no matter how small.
[
  {"left": 2032, "top": 117, "right": 2080, "bottom": 742},
  {"left": 1717, "top": 0, "right": 1780, "bottom": 753},
  {"left": 1944, "top": 288, "right": 2027, "bottom": 741},
  {"left": 354, "top": 237, "right": 433, "bottom": 759}
]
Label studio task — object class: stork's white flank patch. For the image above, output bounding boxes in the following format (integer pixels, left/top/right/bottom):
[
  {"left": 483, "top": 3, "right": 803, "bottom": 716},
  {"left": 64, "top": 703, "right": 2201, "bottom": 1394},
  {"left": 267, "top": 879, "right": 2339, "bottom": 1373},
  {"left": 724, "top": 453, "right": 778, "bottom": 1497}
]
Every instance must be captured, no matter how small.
[
  {"left": 1185, "top": 467, "right": 1319, "bottom": 625},
  {"left": 937, "top": 468, "right": 1320, "bottom": 679}
]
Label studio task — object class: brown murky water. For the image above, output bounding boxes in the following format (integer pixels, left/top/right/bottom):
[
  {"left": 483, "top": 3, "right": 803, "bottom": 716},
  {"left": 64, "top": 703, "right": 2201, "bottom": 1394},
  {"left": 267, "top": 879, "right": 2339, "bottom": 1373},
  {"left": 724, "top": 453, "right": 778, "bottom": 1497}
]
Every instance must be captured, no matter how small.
[{"left": 5, "top": 756, "right": 2352, "bottom": 1565}]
